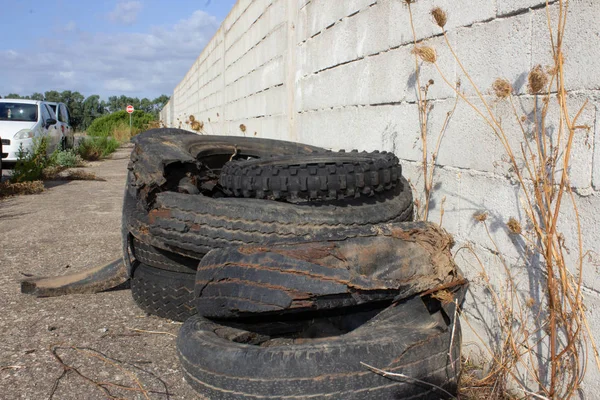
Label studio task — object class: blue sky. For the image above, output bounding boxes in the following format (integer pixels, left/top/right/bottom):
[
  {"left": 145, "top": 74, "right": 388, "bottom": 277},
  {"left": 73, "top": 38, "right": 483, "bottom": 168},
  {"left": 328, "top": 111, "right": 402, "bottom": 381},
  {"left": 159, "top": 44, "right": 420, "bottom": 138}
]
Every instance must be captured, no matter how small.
[{"left": 0, "top": 0, "right": 235, "bottom": 100}]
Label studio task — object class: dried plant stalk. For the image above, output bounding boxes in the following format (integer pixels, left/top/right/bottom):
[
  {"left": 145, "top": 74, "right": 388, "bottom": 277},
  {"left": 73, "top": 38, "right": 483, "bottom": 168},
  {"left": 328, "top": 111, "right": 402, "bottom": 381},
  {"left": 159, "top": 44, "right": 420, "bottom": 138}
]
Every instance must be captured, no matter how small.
[{"left": 405, "top": 1, "right": 598, "bottom": 398}]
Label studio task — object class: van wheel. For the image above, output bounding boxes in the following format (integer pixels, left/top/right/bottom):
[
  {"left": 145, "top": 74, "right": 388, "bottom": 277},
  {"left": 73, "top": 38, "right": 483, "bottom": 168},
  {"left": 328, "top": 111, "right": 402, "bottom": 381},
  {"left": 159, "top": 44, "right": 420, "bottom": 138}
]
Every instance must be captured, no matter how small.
[{"left": 60, "top": 136, "right": 68, "bottom": 151}]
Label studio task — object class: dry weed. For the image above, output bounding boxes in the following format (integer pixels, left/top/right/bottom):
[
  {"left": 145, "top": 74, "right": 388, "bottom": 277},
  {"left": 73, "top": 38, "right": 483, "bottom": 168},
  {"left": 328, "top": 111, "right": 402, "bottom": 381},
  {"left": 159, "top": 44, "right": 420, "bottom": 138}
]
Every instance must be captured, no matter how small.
[
  {"left": 404, "top": 1, "right": 597, "bottom": 397},
  {"left": 528, "top": 65, "right": 549, "bottom": 94},
  {"left": 431, "top": 7, "right": 447, "bottom": 28},
  {"left": 412, "top": 46, "right": 437, "bottom": 63},
  {"left": 0, "top": 181, "right": 45, "bottom": 198},
  {"left": 492, "top": 78, "right": 512, "bottom": 99}
]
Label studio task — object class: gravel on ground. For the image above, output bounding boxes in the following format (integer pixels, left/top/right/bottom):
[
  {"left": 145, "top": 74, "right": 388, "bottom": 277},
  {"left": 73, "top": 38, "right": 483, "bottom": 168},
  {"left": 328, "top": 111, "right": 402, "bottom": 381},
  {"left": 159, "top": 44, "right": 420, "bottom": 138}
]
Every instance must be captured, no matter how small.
[{"left": 0, "top": 144, "right": 204, "bottom": 399}]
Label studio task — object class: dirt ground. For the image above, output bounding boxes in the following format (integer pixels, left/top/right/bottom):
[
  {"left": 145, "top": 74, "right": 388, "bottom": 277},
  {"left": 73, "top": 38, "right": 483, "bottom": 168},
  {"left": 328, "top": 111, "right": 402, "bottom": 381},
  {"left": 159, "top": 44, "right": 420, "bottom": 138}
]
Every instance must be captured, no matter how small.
[{"left": 0, "top": 145, "right": 203, "bottom": 399}]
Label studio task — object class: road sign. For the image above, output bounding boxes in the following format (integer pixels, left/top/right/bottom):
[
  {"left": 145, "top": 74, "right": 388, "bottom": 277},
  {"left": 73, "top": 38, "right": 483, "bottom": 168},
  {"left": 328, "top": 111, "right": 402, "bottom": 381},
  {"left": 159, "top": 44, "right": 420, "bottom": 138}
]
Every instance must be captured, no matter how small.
[{"left": 126, "top": 105, "right": 134, "bottom": 113}]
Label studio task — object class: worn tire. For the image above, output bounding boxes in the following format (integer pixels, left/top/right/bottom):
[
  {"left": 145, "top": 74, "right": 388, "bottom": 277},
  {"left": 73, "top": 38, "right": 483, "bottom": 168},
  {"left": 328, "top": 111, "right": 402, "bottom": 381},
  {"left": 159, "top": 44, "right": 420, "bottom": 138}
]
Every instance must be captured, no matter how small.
[
  {"left": 178, "top": 296, "right": 461, "bottom": 399},
  {"left": 219, "top": 150, "right": 401, "bottom": 202},
  {"left": 127, "top": 128, "right": 324, "bottom": 205},
  {"left": 124, "top": 129, "right": 413, "bottom": 268},
  {"left": 193, "top": 222, "right": 459, "bottom": 319},
  {"left": 194, "top": 249, "right": 399, "bottom": 319},
  {"left": 130, "top": 263, "right": 196, "bottom": 321},
  {"left": 133, "top": 178, "right": 413, "bottom": 260}
]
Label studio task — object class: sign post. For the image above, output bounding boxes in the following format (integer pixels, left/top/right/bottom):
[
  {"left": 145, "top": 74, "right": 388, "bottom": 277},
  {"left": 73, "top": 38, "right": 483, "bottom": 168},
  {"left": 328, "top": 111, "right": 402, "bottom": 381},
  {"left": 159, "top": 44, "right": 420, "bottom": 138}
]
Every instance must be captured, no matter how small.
[{"left": 126, "top": 105, "right": 134, "bottom": 138}]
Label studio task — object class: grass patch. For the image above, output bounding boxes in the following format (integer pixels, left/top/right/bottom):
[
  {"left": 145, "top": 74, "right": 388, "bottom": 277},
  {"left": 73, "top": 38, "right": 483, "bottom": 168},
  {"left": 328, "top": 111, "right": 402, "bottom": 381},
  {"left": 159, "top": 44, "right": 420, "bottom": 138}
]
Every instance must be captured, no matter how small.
[
  {"left": 87, "top": 110, "right": 155, "bottom": 138},
  {"left": 58, "top": 170, "right": 105, "bottom": 181},
  {"left": 52, "top": 149, "right": 85, "bottom": 168},
  {"left": 76, "top": 136, "right": 120, "bottom": 161},
  {"left": 0, "top": 181, "right": 45, "bottom": 198}
]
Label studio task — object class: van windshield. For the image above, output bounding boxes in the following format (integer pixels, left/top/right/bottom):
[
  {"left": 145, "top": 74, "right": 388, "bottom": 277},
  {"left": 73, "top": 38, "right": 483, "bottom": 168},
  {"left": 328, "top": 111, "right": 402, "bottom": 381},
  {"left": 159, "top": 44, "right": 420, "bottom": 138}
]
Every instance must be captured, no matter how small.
[{"left": 0, "top": 103, "right": 38, "bottom": 122}]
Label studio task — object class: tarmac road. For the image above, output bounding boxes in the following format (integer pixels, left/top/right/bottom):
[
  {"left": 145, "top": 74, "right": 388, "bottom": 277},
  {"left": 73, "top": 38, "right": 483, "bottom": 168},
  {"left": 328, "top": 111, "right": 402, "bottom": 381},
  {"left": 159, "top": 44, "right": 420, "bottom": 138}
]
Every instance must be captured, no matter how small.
[{"left": 0, "top": 144, "right": 203, "bottom": 399}]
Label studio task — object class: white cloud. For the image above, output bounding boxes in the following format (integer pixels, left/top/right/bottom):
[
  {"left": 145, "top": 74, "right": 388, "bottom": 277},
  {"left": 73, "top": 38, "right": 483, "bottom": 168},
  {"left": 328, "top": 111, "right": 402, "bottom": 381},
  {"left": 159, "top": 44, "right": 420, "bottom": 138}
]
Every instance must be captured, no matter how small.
[
  {"left": 108, "top": 1, "right": 143, "bottom": 25},
  {"left": 0, "top": 10, "right": 220, "bottom": 99},
  {"left": 104, "top": 78, "right": 135, "bottom": 92}
]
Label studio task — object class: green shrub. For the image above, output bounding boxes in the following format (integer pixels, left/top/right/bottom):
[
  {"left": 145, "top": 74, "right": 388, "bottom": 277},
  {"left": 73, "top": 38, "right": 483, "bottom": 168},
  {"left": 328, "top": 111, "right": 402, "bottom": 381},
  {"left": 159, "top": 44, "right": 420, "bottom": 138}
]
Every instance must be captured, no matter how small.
[
  {"left": 86, "top": 110, "right": 155, "bottom": 139},
  {"left": 10, "top": 138, "right": 52, "bottom": 183},
  {"left": 76, "top": 136, "right": 120, "bottom": 161},
  {"left": 51, "top": 149, "right": 85, "bottom": 168}
]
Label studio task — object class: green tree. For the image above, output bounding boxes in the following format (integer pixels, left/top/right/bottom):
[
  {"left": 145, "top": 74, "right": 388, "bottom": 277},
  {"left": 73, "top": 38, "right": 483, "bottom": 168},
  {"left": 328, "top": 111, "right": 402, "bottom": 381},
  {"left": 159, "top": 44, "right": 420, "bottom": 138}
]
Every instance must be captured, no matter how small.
[
  {"left": 81, "top": 95, "right": 105, "bottom": 131},
  {"left": 152, "top": 95, "right": 170, "bottom": 112},
  {"left": 5, "top": 93, "right": 21, "bottom": 99},
  {"left": 58, "top": 90, "right": 85, "bottom": 129},
  {"left": 30, "top": 93, "right": 44, "bottom": 101},
  {"left": 44, "top": 90, "right": 61, "bottom": 102},
  {"left": 140, "top": 97, "right": 153, "bottom": 113}
]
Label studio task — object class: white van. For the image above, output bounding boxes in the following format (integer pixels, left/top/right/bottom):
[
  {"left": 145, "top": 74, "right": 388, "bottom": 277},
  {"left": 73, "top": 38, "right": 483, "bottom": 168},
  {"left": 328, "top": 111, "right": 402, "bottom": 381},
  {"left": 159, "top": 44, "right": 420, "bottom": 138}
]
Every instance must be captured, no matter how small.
[
  {"left": 47, "top": 102, "right": 75, "bottom": 148},
  {"left": 0, "top": 99, "right": 62, "bottom": 166}
]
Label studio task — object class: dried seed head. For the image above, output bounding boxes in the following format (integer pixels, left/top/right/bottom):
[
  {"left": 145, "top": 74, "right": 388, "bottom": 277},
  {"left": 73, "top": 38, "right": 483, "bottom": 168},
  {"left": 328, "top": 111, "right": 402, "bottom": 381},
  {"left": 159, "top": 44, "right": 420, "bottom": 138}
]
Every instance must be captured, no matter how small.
[
  {"left": 431, "top": 7, "right": 447, "bottom": 28},
  {"left": 473, "top": 211, "right": 488, "bottom": 222},
  {"left": 191, "top": 121, "right": 203, "bottom": 131},
  {"left": 528, "top": 65, "right": 548, "bottom": 94},
  {"left": 412, "top": 46, "right": 437, "bottom": 63},
  {"left": 492, "top": 78, "right": 512, "bottom": 99},
  {"left": 404, "top": 0, "right": 416, "bottom": 3},
  {"left": 188, "top": 115, "right": 195, "bottom": 122},
  {"left": 428, "top": 79, "right": 435, "bottom": 85},
  {"left": 239, "top": 124, "right": 247, "bottom": 132},
  {"left": 526, "top": 297, "right": 535, "bottom": 308},
  {"left": 507, "top": 217, "right": 522, "bottom": 234}
]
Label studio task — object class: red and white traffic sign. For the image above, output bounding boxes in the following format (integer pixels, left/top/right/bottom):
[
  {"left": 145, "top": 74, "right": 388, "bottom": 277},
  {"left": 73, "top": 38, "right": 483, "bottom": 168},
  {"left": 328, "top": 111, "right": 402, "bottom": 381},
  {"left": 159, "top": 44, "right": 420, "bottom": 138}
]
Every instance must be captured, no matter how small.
[{"left": 126, "top": 105, "right": 134, "bottom": 113}]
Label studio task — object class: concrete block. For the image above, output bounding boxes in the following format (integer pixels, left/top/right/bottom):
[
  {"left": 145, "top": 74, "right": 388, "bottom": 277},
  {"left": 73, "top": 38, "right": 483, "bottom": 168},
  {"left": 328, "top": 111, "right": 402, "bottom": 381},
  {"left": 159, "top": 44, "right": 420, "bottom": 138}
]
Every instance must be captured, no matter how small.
[
  {"left": 297, "top": 16, "right": 358, "bottom": 77},
  {"left": 387, "top": 0, "right": 496, "bottom": 48},
  {"left": 223, "top": 0, "right": 252, "bottom": 32},
  {"left": 225, "top": 0, "right": 271, "bottom": 49},
  {"left": 368, "top": 33, "right": 455, "bottom": 104},
  {"left": 509, "top": 94, "right": 594, "bottom": 189},
  {"left": 297, "top": 34, "right": 454, "bottom": 111},
  {"left": 401, "top": 161, "right": 462, "bottom": 233},
  {"left": 226, "top": 0, "right": 286, "bottom": 66},
  {"left": 296, "top": 104, "right": 421, "bottom": 155},
  {"left": 224, "top": 115, "right": 287, "bottom": 140},
  {"left": 553, "top": 190, "right": 600, "bottom": 293},
  {"left": 224, "top": 56, "right": 285, "bottom": 103},
  {"left": 457, "top": 171, "right": 527, "bottom": 262},
  {"left": 455, "top": 240, "right": 511, "bottom": 327},
  {"left": 225, "top": 24, "right": 287, "bottom": 85},
  {"left": 532, "top": 1, "right": 600, "bottom": 92},
  {"left": 302, "top": 0, "right": 375, "bottom": 40},
  {"left": 431, "top": 93, "right": 593, "bottom": 188},
  {"left": 455, "top": 12, "right": 531, "bottom": 96},
  {"left": 354, "top": 0, "right": 391, "bottom": 58},
  {"left": 225, "top": 85, "right": 286, "bottom": 119},
  {"left": 498, "top": 0, "right": 551, "bottom": 17}
]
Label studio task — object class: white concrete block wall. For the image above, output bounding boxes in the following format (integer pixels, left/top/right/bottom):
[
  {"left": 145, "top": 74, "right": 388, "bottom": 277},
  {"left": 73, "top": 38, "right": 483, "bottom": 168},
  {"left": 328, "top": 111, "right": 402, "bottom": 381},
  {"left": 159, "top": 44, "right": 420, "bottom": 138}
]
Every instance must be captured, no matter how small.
[{"left": 159, "top": 0, "right": 600, "bottom": 393}]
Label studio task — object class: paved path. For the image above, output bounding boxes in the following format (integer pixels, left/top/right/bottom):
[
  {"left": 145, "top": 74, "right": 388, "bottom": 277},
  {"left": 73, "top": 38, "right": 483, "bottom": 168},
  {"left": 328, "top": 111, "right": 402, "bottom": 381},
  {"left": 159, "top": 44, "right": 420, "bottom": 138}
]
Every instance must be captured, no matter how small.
[{"left": 0, "top": 145, "right": 202, "bottom": 399}]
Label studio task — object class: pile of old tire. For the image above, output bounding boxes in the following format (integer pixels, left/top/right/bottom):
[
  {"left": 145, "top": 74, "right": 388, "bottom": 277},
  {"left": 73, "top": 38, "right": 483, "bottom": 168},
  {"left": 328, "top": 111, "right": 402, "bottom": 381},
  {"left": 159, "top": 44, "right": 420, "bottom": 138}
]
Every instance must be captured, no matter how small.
[
  {"left": 179, "top": 223, "right": 467, "bottom": 400},
  {"left": 122, "top": 128, "right": 466, "bottom": 399},
  {"left": 122, "top": 128, "right": 413, "bottom": 321}
]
